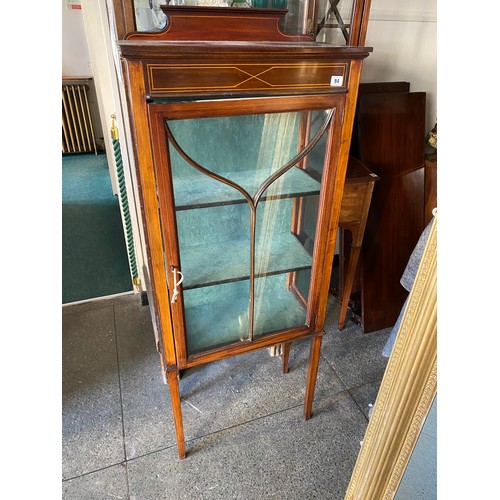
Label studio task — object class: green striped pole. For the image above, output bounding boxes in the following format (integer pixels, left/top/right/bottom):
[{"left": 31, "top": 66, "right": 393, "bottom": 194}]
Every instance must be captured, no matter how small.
[{"left": 111, "top": 114, "right": 139, "bottom": 286}]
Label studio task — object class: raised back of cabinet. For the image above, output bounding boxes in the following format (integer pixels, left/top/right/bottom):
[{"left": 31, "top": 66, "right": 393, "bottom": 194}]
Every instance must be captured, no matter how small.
[{"left": 350, "top": 83, "right": 426, "bottom": 333}]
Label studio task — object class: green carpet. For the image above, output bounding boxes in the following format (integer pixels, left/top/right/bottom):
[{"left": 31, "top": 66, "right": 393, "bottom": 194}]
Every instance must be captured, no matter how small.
[{"left": 62, "top": 153, "right": 133, "bottom": 304}]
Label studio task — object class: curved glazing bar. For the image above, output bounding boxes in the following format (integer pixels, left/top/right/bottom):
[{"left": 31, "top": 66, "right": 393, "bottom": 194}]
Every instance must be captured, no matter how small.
[
  {"left": 165, "top": 123, "right": 254, "bottom": 207},
  {"left": 166, "top": 108, "right": 333, "bottom": 353},
  {"left": 253, "top": 108, "right": 334, "bottom": 206}
]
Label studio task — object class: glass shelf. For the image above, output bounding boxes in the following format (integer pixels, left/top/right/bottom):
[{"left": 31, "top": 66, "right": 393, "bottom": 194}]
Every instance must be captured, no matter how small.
[
  {"left": 184, "top": 273, "right": 307, "bottom": 355},
  {"left": 173, "top": 165, "right": 320, "bottom": 210},
  {"left": 180, "top": 226, "right": 312, "bottom": 289}
]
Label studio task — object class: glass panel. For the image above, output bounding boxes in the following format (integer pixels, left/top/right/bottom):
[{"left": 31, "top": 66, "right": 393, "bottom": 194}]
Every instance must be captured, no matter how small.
[
  {"left": 293, "top": 110, "right": 328, "bottom": 300},
  {"left": 177, "top": 204, "right": 251, "bottom": 288},
  {"left": 281, "top": 0, "right": 307, "bottom": 35},
  {"left": 166, "top": 108, "right": 332, "bottom": 355},
  {"left": 315, "top": 0, "right": 354, "bottom": 45},
  {"left": 254, "top": 109, "right": 328, "bottom": 336},
  {"left": 133, "top": 0, "right": 168, "bottom": 32},
  {"left": 133, "top": 0, "right": 300, "bottom": 33},
  {"left": 168, "top": 113, "right": 300, "bottom": 198},
  {"left": 132, "top": 0, "right": 357, "bottom": 42},
  {"left": 183, "top": 281, "right": 250, "bottom": 354}
]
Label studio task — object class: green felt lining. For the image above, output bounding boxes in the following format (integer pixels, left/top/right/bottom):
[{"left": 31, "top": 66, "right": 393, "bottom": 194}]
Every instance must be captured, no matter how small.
[
  {"left": 180, "top": 230, "right": 312, "bottom": 289},
  {"left": 184, "top": 274, "right": 307, "bottom": 355}
]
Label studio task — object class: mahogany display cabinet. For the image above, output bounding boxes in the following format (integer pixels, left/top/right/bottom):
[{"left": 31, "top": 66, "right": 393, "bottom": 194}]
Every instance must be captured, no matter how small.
[{"left": 117, "top": 2, "right": 372, "bottom": 458}]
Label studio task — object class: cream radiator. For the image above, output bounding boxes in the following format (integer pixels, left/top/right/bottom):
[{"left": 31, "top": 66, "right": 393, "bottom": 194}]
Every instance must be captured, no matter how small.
[{"left": 62, "top": 81, "right": 97, "bottom": 154}]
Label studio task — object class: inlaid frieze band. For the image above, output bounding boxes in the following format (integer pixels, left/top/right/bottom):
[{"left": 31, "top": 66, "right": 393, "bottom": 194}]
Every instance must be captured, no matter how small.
[{"left": 146, "top": 62, "right": 349, "bottom": 96}]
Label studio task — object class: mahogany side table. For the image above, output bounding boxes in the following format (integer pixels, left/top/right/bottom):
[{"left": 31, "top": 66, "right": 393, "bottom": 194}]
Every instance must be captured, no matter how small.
[{"left": 337, "top": 156, "right": 379, "bottom": 330}]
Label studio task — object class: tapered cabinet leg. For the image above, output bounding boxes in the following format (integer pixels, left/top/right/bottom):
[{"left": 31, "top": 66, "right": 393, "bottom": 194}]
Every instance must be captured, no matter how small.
[
  {"left": 282, "top": 342, "right": 291, "bottom": 374},
  {"left": 166, "top": 370, "right": 186, "bottom": 459},
  {"left": 304, "top": 334, "right": 323, "bottom": 420},
  {"left": 338, "top": 244, "right": 362, "bottom": 330}
]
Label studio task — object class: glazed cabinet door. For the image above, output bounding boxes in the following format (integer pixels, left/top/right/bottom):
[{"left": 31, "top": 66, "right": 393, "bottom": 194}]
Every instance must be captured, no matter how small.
[{"left": 148, "top": 95, "right": 345, "bottom": 365}]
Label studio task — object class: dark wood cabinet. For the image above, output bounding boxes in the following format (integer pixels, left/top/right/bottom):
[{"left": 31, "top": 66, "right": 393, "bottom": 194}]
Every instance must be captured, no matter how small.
[
  {"left": 344, "top": 82, "right": 427, "bottom": 333},
  {"left": 424, "top": 152, "right": 437, "bottom": 226},
  {"left": 116, "top": 2, "right": 372, "bottom": 458}
]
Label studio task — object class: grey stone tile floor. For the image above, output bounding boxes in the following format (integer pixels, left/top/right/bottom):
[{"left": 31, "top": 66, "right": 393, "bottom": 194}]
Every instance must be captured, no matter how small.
[{"left": 62, "top": 291, "right": 433, "bottom": 499}]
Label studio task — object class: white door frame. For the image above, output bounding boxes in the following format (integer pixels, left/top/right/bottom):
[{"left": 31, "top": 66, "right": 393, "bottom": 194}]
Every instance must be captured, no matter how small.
[{"left": 81, "top": 0, "right": 147, "bottom": 292}]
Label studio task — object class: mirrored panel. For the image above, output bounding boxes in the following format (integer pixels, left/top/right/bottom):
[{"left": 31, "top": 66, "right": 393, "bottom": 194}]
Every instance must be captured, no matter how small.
[
  {"left": 132, "top": 0, "right": 358, "bottom": 44},
  {"left": 132, "top": 0, "right": 295, "bottom": 32}
]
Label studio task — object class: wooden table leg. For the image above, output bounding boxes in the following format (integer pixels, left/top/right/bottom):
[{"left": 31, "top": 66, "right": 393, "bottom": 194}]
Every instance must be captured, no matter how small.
[
  {"left": 282, "top": 342, "right": 291, "bottom": 374},
  {"left": 166, "top": 370, "right": 186, "bottom": 459},
  {"left": 304, "top": 334, "right": 322, "bottom": 420},
  {"left": 337, "top": 164, "right": 377, "bottom": 331},
  {"left": 338, "top": 240, "right": 361, "bottom": 330}
]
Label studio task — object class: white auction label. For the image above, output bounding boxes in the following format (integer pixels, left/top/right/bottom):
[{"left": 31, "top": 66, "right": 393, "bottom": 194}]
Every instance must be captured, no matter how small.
[{"left": 330, "top": 75, "right": 344, "bottom": 87}]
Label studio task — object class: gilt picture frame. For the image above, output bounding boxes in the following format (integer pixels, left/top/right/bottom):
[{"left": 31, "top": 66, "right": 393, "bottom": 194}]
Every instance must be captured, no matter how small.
[{"left": 345, "top": 214, "right": 437, "bottom": 498}]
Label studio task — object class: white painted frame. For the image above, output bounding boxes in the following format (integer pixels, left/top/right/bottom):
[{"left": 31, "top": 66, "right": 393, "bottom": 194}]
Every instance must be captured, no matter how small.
[{"left": 80, "top": 0, "right": 148, "bottom": 291}]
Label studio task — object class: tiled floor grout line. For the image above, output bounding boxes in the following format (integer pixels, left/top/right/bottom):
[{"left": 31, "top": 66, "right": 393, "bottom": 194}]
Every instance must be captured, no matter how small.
[
  {"left": 117, "top": 349, "right": 373, "bottom": 467},
  {"left": 62, "top": 462, "right": 128, "bottom": 483},
  {"left": 62, "top": 373, "right": 363, "bottom": 485},
  {"left": 123, "top": 387, "right": 357, "bottom": 465},
  {"left": 320, "top": 353, "right": 373, "bottom": 423},
  {"left": 346, "top": 385, "right": 376, "bottom": 423},
  {"left": 112, "top": 299, "right": 132, "bottom": 500},
  {"left": 320, "top": 353, "right": 350, "bottom": 392},
  {"left": 78, "top": 404, "right": 310, "bottom": 469},
  {"left": 110, "top": 348, "right": 362, "bottom": 468}
]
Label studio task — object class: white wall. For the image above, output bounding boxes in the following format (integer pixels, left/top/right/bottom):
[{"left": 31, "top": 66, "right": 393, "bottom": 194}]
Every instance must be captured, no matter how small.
[
  {"left": 80, "top": 0, "right": 120, "bottom": 194},
  {"left": 62, "top": 1, "right": 92, "bottom": 76},
  {"left": 62, "top": 0, "right": 105, "bottom": 148},
  {"left": 361, "top": 0, "right": 437, "bottom": 133}
]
